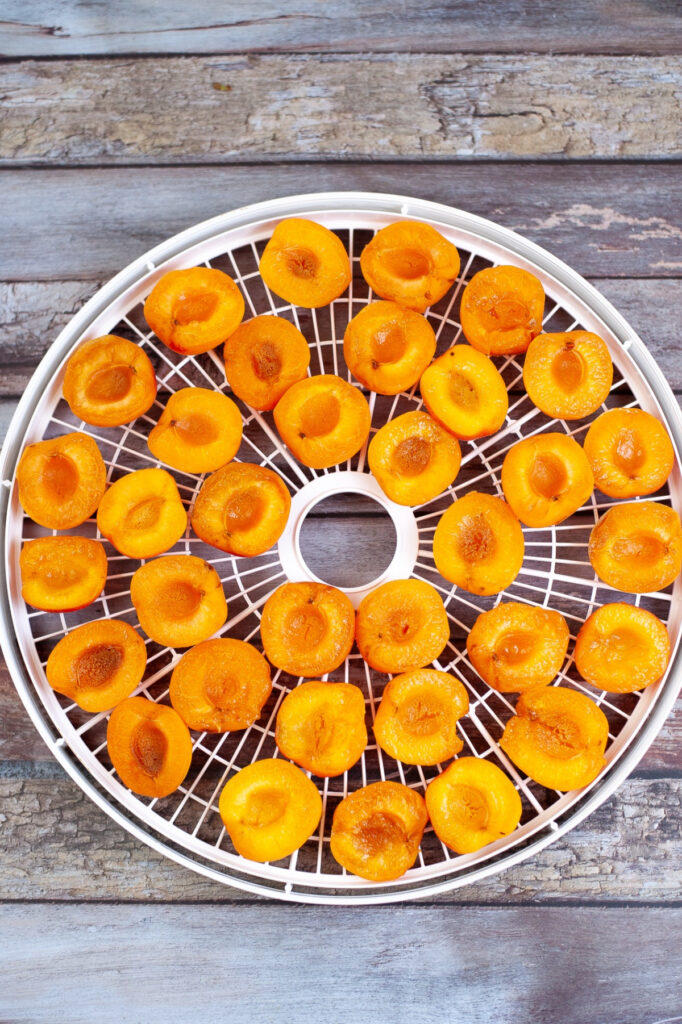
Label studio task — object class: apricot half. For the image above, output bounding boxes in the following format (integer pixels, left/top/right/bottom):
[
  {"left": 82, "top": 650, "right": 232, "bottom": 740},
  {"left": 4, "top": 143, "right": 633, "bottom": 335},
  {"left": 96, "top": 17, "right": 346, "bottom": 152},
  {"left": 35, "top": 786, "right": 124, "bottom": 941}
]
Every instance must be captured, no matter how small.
[
  {"left": 169, "top": 638, "right": 271, "bottom": 732},
  {"left": 374, "top": 668, "right": 469, "bottom": 766},
  {"left": 575, "top": 602, "right": 670, "bottom": 694},
  {"left": 588, "top": 501, "right": 682, "bottom": 593},
  {"left": 191, "top": 461, "right": 290, "bottom": 557},
  {"left": 107, "top": 696, "right": 193, "bottom": 798},
  {"left": 355, "top": 579, "right": 449, "bottom": 674},
  {"left": 460, "top": 265, "right": 545, "bottom": 356},
  {"left": 330, "top": 780, "right": 428, "bottom": 881},
  {"left": 524, "top": 331, "right": 613, "bottom": 420},
  {"left": 259, "top": 218, "right": 351, "bottom": 308},
  {"left": 501, "top": 432, "right": 594, "bottom": 528},
  {"left": 148, "top": 387, "right": 243, "bottom": 475},
  {"left": 583, "top": 408, "right": 675, "bottom": 499},
  {"left": 144, "top": 267, "right": 245, "bottom": 355},
  {"left": 274, "top": 374, "right": 371, "bottom": 469},
  {"left": 218, "top": 759, "right": 322, "bottom": 862},
  {"left": 97, "top": 468, "right": 187, "bottom": 559},
  {"left": 368, "top": 410, "right": 461, "bottom": 507},
  {"left": 261, "top": 582, "right": 355, "bottom": 677},
  {"left": 420, "top": 345, "right": 508, "bottom": 440},
  {"left": 467, "top": 602, "right": 569, "bottom": 693},
  {"left": 433, "top": 492, "right": 524, "bottom": 596},
  {"left": 275, "top": 681, "right": 367, "bottom": 777},
  {"left": 63, "top": 335, "right": 156, "bottom": 427},
  {"left": 46, "top": 619, "right": 146, "bottom": 713},
  {"left": 17, "top": 433, "right": 107, "bottom": 530},
  {"left": 426, "top": 758, "right": 522, "bottom": 854},
  {"left": 360, "top": 221, "right": 460, "bottom": 313},
  {"left": 20, "top": 536, "right": 107, "bottom": 612},
  {"left": 344, "top": 300, "right": 436, "bottom": 395},
  {"left": 131, "top": 555, "right": 227, "bottom": 647},
  {"left": 224, "top": 315, "right": 311, "bottom": 410}
]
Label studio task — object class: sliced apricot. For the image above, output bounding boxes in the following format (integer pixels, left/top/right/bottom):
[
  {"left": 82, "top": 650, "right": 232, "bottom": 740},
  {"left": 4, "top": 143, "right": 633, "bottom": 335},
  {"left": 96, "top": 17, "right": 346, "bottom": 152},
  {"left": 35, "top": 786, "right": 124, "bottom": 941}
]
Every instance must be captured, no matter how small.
[
  {"left": 16, "top": 433, "right": 107, "bottom": 530},
  {"left": 274, "top": 373, "right": 371, "bottom": 469},
  {"left": 343, "top": 300, "right": 436, "bottom": 395},
  {"left": 583, "top": 408, "right": 675, "bottom": 498},
  {"left": 46, "top": 619, "right": 146, "bottom": 713},
  {"left": 374, "top": 669, "right": 469, "bottom": 766},
  {"left": 355, "top": 579, "right": 449, "bottom": 674},
  {"left": 524, "top": 331, "right": 613, "bottom": 420},
  {"left": 20, "top": 536, "right": 107, "bottom": 612},
  {"left": 500, "top": 686, "right": 608, "bottom": 791},
  {"left": 589, "top": 501, "right": 682, "bottom": 593},
  {"left": 107, "top": 696, "right": 192, "bottom": 798},
  {"left": 460, "top": 265, "right": 545, "bottom": 356},
  {"left": 466, "top": 602, "right": 569, "bottom": 693},
  {"left": 63, "top": 335, "right": 156, "bottom": 427},
  {"left": 368, "top": 410, "right": 461, "bottom": 507},
  {"left": 420, "top": 345, "right": 508, "bottom": 440},
  {"left": 433, "top": 492, "right": 524, "bottom": 596},
  {"left": 218, "top": 758, "right": 322, "bottom": 862},
  {"left": 148, "top": 387, "right": 243, "bottom": 475},
  {"left": 259, "top": 218, "right": 351, "bottom": 308},
  {"left": 97, "top": 468, "right": 187, "bottom": 559},
  {"left": 275, "top": 681, "right": 367, "bottom": 777},
  {"left": 144, "top": 267, "right": 245, "bottom": 355},
  {"left": 169, "top": 638, "right": 271, "bottom": 732},
  {"left": 261, "top": 582, "right": 355, "bottom": 677},
  {"left": 224, "top": 315, "right": 310, "bottom": 410},
  {"left": 501, "top": 432, "right": 594, "bottom": 528},
  {"left": 360, "top": 221, "right": 460, "bottom": 313},
  {"left": 330, "top": 780, "right": 428, "bottom": 881},
  {"left": 191, "top": 461, "right": 290, "bottom": 557},
  {"left": 426, "top": 758, "right": 522, "bottom": 854},
  {"left": 131, "top": 555, "right": 227, "bottom": 648},
  {"left": 575, "top": 602, "right": 670, "bottom": 694}
]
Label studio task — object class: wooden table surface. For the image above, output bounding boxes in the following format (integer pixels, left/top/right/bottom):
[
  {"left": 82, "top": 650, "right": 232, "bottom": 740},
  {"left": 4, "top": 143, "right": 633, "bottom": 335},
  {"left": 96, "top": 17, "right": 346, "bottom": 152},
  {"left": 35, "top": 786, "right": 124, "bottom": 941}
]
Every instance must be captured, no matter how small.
[{"left": 1, "top": 5, "right": 681, "bottom": 1022}]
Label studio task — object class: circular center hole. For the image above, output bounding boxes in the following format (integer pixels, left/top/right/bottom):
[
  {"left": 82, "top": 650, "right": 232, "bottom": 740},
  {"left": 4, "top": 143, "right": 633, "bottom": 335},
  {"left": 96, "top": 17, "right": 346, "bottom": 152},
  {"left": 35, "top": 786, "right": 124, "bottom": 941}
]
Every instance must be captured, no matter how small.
[{"left": 298, "top": 493, "right": 398, "bottom": 589}]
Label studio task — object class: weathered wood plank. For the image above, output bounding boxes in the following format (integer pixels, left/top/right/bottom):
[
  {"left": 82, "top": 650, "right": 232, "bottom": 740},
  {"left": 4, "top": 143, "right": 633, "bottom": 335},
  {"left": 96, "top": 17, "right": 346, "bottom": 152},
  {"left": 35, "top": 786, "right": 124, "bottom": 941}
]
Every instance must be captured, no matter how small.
[{"left": 3, "top": 55, "right": 681, "bottom": 164}]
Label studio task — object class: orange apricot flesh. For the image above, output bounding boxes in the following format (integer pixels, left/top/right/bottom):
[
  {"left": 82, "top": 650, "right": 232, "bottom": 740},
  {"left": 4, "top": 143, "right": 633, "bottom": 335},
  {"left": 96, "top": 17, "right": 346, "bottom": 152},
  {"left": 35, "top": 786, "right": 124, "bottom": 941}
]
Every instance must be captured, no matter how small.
[
  {"left": 97, "top": 467, "right": 187, "bottom": 559},
  {"left": 466, "top": 602, "right": 569, "bottom": 693},
  {"left": 433, "top": 492, "right": 524, "bottom": 596},
  {"left": 588, "top": 501, "right": 682, "bottom": 593},
  {"left": 368, "top": 410, "right": 461, "bottom": 507},
  {"left": 575, "top": 602, "right": 670, "bottom": 693},
  {"left": 20, "top": 536, "right": 107, "bottom": 612},
  {"left": 460, "top": 265, "right": 545, "bottom": 356},
  {"left": 420, "top": 345, "right": 508, "bottom": 441},
  {"left": 344, "top": 300, "right": 436, "bottom": 395},
  {"left": 259, "top": 219, "right": 351, "bottom": 308},
  {"left": 275, "top": 681, "right": 367, "bottom": 777},
  {"left": 191, "top": 461, "right": 290, "bottom": 557},
  {"left": 130, "top": 555, "right": 227, "bottom": 648},
  {"left": 360, "top": 221, "right": 460, "bottom": 313},
  {"left": 169, "top": 638, "right": 271, "bottom": 732},
  {"left": 524, "top": 331, "right": 613, "bottom": 420},
  {"left": 501, "top": 432, "right": 594, "bottom": 528},
  {"left": 107, "top": 696, "right": 193, "bottom": 798},
  {"left": 16, "top": 432, "right": 107, "bottom": 530},
  {"left": 274, "top": 374, "right": 371, "bottom": 469},
  {"left": 373, "top": 668, "right": 469, "bottom": 766},
  {"left": 355, "top": 579, "right": 450, "bottom": 674},
  {"left": 261, "top": 582, "right": 355, "bottom": 677},
  {"left": 224, "top": 315, "right": 311, "bottom": 410},
  {"left": 148, "top": 387, "right": 243, "bottom": 475},
  {"left": 426, "top": 758, "right": 522, "bottom": 854},
  {"left": 144, "top": 267, "right": 245, "bottom": 355},
  {"left": 583, "top": 408, "right": 675, "bottom": 499},
  {"left": 63, "top": 335, "right": 157, "bottom": 427},
  {"left": 46, "top": 619, "right": 147, "bottom": 713}
]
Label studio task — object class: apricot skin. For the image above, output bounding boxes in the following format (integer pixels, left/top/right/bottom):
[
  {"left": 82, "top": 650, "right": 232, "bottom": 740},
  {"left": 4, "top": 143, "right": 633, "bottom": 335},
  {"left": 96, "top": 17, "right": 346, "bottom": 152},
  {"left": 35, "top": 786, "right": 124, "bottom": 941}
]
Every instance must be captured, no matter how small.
[
  {"left": 501, "top": 432, "right": 594, "bottom": 528},
  {"left": 583, "top": 408, "right": 675, "bottom": 499},
  {"left": 144, "top": 267, "right": 245, "bottom": 355},
  {"left": 360, "top": 221, "right": 460, "bottom": 313},
  {"left": 344, "top": 300, "right": 436, "bottom": 395},
  {"left": 460, "top": 265, "right": 545, "bottom": 356},
  {"left": 588, "top": 501, "right": 682, "bottom": 593},
  {"left": 224, "top": 315, "right": 311, "bottom": 410},
  {"left": 259, "top": 219, "right": 351, "bottom": 308},
  {"left": 466, "top": 602, "right": 569, "bottom": 693},
  {"left": 420, "top": 345, "right": 508, "bottom": 441},
  {"left": 46, "top": 619, "right": 147, "bottom": 713},
  {"left": 373, "top": 668, "right": 469, "bottom": 766},
  {"left": 148, "top": 387, "right": 243, "bottom": 475},
  {"left": 20, "top": 536, "right": 107, "bottom": 612},
  {"left": 575, "top": 603, "right": 670, "bottom": 693},
  {"left": 63, "top": 335, "right": 157, "bottom": 427},
  {"left": 426, "top": 758, "right": 522, "bottom": 855},
  {"left": 191, "top": 461, "right": 291, "bottom": 557},
  {"left": 275, "top": 681, "right": 367, "bottom": 777},
  {"left": 355, "top": 579, "right": 450, "bottom": 674},
  {"left": 16, "top": 432, "right": 107, "bottom": 530},
  {"left": 170, "top": 638, "right": 272, "bottom": 732},
  {"left": 524, "top": 331, "right": 613, "bottom": 420},
  {"left": 433, "top": 492, "right": 524, "bottom": 596},
  {"left": 107, "top": 696, "right": 193, "bottom": 799},
  {"left": 368, "top": 410, "right": 461, "bottom": 507},
  {"left": 274, "top": 374, "right": 371, "bottom": 469},
  {"left": 261, "top": 582, "right": 355, "bottom": 678}
]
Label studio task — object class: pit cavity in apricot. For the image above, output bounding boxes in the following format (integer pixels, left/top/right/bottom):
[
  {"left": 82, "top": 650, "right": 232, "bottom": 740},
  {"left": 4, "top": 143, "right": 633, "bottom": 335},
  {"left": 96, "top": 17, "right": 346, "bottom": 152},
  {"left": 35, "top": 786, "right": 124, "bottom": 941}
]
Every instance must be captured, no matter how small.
[
  {"left": 169, "top": 638, "right": 271, "bottom": 732},
  {"left": 275, "top": 681, "right": 367, "bottom": 777},
  {"left": 501, "top": 432, "right": 594, "bottom": 528},
  {"left": 97, "top": 468, "right": 187, "bottom": 559},
  {"left": 274, "top": 374, "right": 371, "bottom": 469},
  {"left": 191, "top": 461, "right": 290, "bottom": 557},
  {"left": 46, "top": 619, "right": 146, "bottom": 712},
  {"left": 261, "top": 582, "right": 355, "bottom": 677},
  {"left": 355, "top": 579, "right": 450, "bottom": 673},
  {"left": 373, "top": 668, "right": 469, "bottom": 766},
  {"left": 467, "top": 602, "right": 569, "bottom": 693},
  {"left": 148, "top": 387, "right": 243, "bottom": 474},
  {"left": 20, "top": 536, "right": 107, "bottom": 612},
  {"left": 360, "top": 221, "right": 460, "bottom": 313},
  {"left": 16, "top": 433, "right": 107, "bottom": 530},
  {"left": 259, "top": 219, "right": 351, "bottom": 308},
  {"left": 426, "top": 758, "right": 522, "bottom": 854},
  {"left": 460, "top": 265, "right": 545, "bottom": 356},
  {"left": 368, "top": 410, "right": 461, "bottom": 506},
  {"left": 107, "top": 696, "right": 193, "bottom": 798},
  {"left": 574, "top": 602, "right": 670, "bottom": 693},
  {"left": 63, "top": 335, "right": 157, "bottom": 427},
  {"left": 588, "top": 501, "right": 682, "bottom": 593},
  {"left": 420, "top": 345, "right": 508, "bottom": 440},
  {"left": 344, "top": 301, "right": 436, "bottom": 395},
  {"left": 583, "top": 408, "right": 675, "bottom": 498},
  {"left": 131, "top": 555, "right": 227, "bottom": 647},
  {"left": 433, "top": 492, "right": 524, "bottom": 595},
  {"left": 144, "top": 267, "right": 245, "bottom": 355},
  {"left": 524, "top": 331, "right": 613, "bottom": 420},
  {"left": 224, "top": 315, "right": 311, "bottom": 410}
]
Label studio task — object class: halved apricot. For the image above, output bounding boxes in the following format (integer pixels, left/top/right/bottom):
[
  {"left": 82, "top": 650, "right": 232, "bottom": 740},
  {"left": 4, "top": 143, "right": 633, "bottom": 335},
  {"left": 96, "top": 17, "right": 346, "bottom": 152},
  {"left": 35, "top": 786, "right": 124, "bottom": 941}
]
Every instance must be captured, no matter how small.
[
  {"left": 16, "top": 433, "right": 107, "bottom": 530},
  {"left": 583, "top": 408, "right": 675, "bottom": 498},
  {"left": 501, "top": 432, "right": 594, "bottom": 528},
  {"left": 374, "top": 668, "right": 469, "bottom": 766},
  {"left": 144, "top": 267, "right": 245, "bottom": 355},
  {"left": 148, "top": 387, "right": 243, "bottom": 475},
  {"left": 344, "top": 300, "right": 436, "bottom": 395},
  {"left": 433, "top": 492, "right": 524, "bottom": 596},
  {"left": 355, "top": 579, "right": 449, "bottom": 673},
  {"left": 261, "top": 582, "right": 355, "bottom": 677},
  {"left": 588, "top": 501, "right": 682, "bottom": 593},
  {"left": 426, "top": 758, "right": 522, "bottom": 854},
  {"left": 97, "top": 468, "right": 187, "bottom": 558},
  {"left": 500, "top": 686, "right": 608, "bottom": 791},
  {"left": 46, "top": 619, "right": 146, "bottom": 713},
  {"left": 368, "top": 410, "right": 461, "bottom": 506},
  {"left": 63, "top": 335, "right": 157, "bottom": 427},
  {"left": 360, "top": 221, "right": 460, "bottom": 313},
  {"left": 224, "top": 315, "right": 311, "bottom": 410},
  {"left": 330, "top": 780, "right": 428, "bottom": 881},
  {"left": 420, "top": 345, "right": 508, "bottom": 440},
  {"left": 169, "top": 638, "right": 271, "bottom": 732},
  {"left": 460, "top": 265, "right": 545, "bottom": 356},
  {"left": 466, "top": 602, "right": 569, "bottom": 693},
  {"left": 259, "top": 218, "right": 351, "bottom": 308},
  {"left": 524, "top": 331, "right": 613, "bottom": 420},
  {"left": 107, "top": 696, "right": 193, "bottom": 798},
  {"left": 131, "top": 555, "right": 227, "bottom": 647},
  {"left": 274, "top": 374, "right": 371, "bottom": 469},
  {"left": 20, "top": 536, "right": 107, "bottom": 612},
  {"left": 275, "top": 681, "right": 367, "bottom": 777},
  {"left": 575, "top": 602, "right": 670, "bottom": 694},
  {"left": 191, "top": 461, "right": 290, "bottom": 557},
  {"left": 218, "top": 758, "right": 322, "bottom": 862}
]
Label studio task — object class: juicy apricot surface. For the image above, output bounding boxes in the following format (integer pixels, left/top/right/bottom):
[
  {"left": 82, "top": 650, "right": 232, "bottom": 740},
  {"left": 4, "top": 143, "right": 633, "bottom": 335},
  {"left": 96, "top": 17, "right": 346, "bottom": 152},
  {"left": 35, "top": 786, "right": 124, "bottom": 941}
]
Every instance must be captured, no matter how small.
[
  {"left": 330, "top": 780, "right": 428, "bottom": 881},
  {"left": 131, "top": 555, "right": 227, "bottom": 647},
  {"left": 144, "top": 267, "right": 245, "bottom": 355},
  {"left": 97, "top": 468, "right": 187, "bottom": 559},
  {"left": 524, "top": 331, "right": 613, "bottom": 420},
  {"left": 191, "top": 461, "right": 290, "bottom": 557},
  {"left": 46, "top": 619, "right": 146, "bottom": 713},
  {"left": 368, "top": 410, "right": 461, "bottom": 507},
  {"left": 148, "top": 387, "right": 243, "bottom": 475},
  {"left": 219, "top": 758, "right": 322, "bottom": 863},
  {"left": 360, "top": 221, "right": 460, "bottom": 313},
  {"left": 17, "top": 432, "right": 107, "bottom": 530},
  {"left": 170, "top": 638, "right": 271, "bottom": 732},
  {"left": 467, "top": 602, "right": 569, "bottom": 693},
  {"left": 276, "top": 681, "right": 367, "bottom": 777},
  {"left": 259, "top": 218, "right": 351, "bottom": 308},
  {"left": 344, "top": 300, "right": 436, "bottom": 395},
  {"left": 460, "top": 265, "right": 545, "bottom": 356},
  {"left": 426, "top": 758, "right": 522, "bottom": 855},
  {"left": 224, "top": 315, "right": 310, "bottom": 410},
  {"left": 584, "top": 408, "right": 675, "bottom": 499},
  {"left": 373, "top": 668, "right": 469, "bottom": 766},
  {"left": 433, "top": 492, "right": 524, "bottom": 596},
  {"left": 261, "top": 582, "right": 355, "bottom": 677},
  {"left": 63, "top": 335, "right": 157, "bottom": 427},
  {"left": 356, "top": 579, "right": 450, "bottom": 674},
  {"left": 274, "top": 374, "right": 371, "bottom": 469},
  {"left": 107, "top": 696, "right": 193, "bottom": 798},
  {"left": 575, "top": 602, "right": 670, "bottom": 694},
  {"left": 420, "top": 345, "right": 508, "bottom": 441},
  {"left": 589, "top": 501, "right": 682, "bottom": 593},
  {"left": 20, "top": 536, "right": 107, "bottom": 612},
  {"left": 501, "top": 432, "right": 594, "bottom": 528}
]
